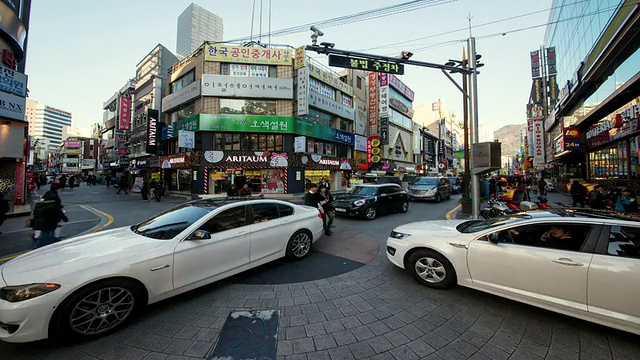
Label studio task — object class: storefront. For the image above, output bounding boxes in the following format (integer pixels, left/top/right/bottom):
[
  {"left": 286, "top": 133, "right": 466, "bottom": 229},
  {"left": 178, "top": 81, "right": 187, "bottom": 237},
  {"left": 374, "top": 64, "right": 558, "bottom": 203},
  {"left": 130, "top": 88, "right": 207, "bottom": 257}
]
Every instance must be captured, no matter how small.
[
  {"left": 160, "top": 152, "right": 201, "bottom": 192},
  {"left": 201, "top": 150, "right": 289, "bottom": 194},
  {"left": 585, "top": 102, "right": 640, "bottom": 181},
  {"left": 290, "top": 153, "right": 354, "bottom": 191}
]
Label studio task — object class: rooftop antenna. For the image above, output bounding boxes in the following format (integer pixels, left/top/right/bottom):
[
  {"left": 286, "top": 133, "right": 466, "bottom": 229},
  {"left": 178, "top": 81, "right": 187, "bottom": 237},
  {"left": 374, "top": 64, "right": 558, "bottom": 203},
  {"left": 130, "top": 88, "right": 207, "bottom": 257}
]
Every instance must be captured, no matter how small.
[{"left": 467, "top": 12, "right": 473, "bottom": 37}]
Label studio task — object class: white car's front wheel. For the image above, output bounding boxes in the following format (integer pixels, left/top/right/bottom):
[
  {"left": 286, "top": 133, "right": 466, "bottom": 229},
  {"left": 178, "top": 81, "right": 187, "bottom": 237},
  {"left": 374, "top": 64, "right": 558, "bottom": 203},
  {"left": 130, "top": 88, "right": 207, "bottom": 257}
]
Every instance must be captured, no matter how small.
[
  {"left": 286, "top": 230, "right": 312, "bottom": 260},
  {"left": 407, "top": 250, "right": 456, "bottom": 289},
  {"left": 50, "top": 279, "right": 144, "bottom": 341}
]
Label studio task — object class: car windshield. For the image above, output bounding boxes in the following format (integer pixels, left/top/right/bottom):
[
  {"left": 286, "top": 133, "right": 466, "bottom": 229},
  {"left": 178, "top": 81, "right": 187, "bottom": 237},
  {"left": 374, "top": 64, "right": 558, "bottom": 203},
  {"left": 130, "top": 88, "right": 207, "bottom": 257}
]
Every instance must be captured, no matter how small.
[
  {"left": 133, "top": 203, "right": 217, "bottom": 239},
  {"left": 349, "top": 186, "right": 378, "bottom": 196},
  {"left": 412, "top": 178, "right": 438, "bottom": 186},
  {"left": 456, "top": 215, "right": 532, "bottom": 233}
]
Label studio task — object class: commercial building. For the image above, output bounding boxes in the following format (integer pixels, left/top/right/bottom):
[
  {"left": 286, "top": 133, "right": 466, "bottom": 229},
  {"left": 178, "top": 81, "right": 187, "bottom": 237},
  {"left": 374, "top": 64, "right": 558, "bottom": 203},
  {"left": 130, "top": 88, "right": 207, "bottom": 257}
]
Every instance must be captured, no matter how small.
[
  {"left": 62, "top": 126, "right": 88, "bottom": 140},
  {"left": 541, "top": 0, "right": 640, "bottom": 188},
  {"left": 58, "top": 138, "right": 101, "bottom": 175},
  {"left": 162, "top": 43, "right": 356, "bottom": 195},
  {"left": 101, "top": 79, "right": 136, "bottom": 173},
  {"left": 26, "top": 102, "right": 72, "bottom": 151},
  {"left": 129, "top": 44, "right": 178, "bottom": 174},
  {"left": 0, "top": 0, "right": 31, "bottom": 208},
  {"left": 417, "top": 99, "right": 463, "bottom": 174},
  {"left": 176, "top": 3, "right": 223, "bottom": 57}
]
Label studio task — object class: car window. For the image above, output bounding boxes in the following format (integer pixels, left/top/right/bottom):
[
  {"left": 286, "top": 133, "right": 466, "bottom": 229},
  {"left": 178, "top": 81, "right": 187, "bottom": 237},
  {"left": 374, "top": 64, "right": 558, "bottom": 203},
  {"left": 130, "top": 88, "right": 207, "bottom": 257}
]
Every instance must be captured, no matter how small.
[
  {"left": 491, "top": 223, "right": 594, "bottom": 252},
  {"left": 134, "top": 203, "right": 217, "bottom": 239},
  {"left": 413, "top": 178, "right": 438, "bottom": 186},
  {"left": 349, "top": 186, "right": 378, "bottom": 196},
  {"left": 199, "top": 206, "right": 247, "bottom": 233},
  {"left": 252, "top": 203, "right": 280, "bottom": 223},
  {"left": 381, "top": 186, "right": 398, "bottom": 195},
  {"left": 606, "top": 225, "right": 640, "bottom": 259},
  {"left": 278, "top": 204, "right": 294, "bottom": 217}
]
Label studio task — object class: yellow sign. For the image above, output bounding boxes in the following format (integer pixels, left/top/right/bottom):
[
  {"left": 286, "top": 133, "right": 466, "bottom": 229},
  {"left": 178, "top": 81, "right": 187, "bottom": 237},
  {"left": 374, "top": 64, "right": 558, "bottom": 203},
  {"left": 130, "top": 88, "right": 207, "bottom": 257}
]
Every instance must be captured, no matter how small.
[
  {"left": 371, "top": 139, "right": 381, "bottom": 147},
  {"left": 210, "top": 172, "right": 227, "bottom": 180},
  {"left": 204, "top": 44, "right": 292, "bottom": 66},
  {"left": 371, "top": 147, "right": 381, "bottom": 155},
  {"left": 371, "top": 155, "right": 381, "bottom": 163},
  {"left": 151, "top": 172, "right": 160, "bottom": 181},
  {"left": 294, "top": 46, "right": 306, "bottom": 70}
]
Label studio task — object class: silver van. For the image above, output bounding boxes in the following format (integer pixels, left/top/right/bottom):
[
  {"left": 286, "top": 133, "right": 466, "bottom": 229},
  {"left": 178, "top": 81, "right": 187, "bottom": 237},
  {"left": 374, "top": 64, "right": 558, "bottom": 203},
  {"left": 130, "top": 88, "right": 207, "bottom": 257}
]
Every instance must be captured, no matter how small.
[{"left": 408, "top": 177, "right": 451, "bottom": 202}]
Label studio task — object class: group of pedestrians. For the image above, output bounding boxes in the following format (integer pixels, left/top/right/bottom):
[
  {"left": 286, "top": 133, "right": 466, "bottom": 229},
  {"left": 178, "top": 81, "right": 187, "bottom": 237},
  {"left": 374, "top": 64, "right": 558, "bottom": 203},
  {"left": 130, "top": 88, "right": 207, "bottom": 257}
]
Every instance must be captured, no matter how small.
[
  {"left": 304, "top": 183, "right": 335, "bottom": 236},
  {"left": 226, "top": 183, "right": 253, "bottom": 197},
  {"left": 570, "top": 180, "right": 638, "bottom": 214},
  {"left": 139, "top": 179, "right": 165, "bottom": 202}
]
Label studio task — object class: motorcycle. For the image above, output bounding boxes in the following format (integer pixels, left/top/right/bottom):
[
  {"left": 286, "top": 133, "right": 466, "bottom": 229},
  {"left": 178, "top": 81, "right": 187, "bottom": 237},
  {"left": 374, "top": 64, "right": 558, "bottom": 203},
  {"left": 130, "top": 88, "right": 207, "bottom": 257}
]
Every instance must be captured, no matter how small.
[{"left": 480, "top": 196, "right": 551, "bottom": 219}]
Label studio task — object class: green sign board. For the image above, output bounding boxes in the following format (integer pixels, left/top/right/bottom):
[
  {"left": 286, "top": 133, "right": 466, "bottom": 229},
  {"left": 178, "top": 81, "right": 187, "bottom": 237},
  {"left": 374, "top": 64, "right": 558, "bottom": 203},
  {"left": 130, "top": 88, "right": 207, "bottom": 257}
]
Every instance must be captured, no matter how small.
[
  {"left": 172, "top": 114, "right": 355, "bottom": 145},
  {"left": 173, "top": 114, "right": 295, "bottom": 134}
]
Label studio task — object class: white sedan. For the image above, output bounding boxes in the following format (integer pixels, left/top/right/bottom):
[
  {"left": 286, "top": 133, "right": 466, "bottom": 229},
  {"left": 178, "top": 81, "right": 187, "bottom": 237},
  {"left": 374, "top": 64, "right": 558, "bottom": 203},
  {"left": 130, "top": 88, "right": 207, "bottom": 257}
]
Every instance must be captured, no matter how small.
[
  {"left": 386, "top": 211, "right": 640, "bottom": 335},
  {"left": 0, "top": 199, "right": 323, "bottom": 343}
]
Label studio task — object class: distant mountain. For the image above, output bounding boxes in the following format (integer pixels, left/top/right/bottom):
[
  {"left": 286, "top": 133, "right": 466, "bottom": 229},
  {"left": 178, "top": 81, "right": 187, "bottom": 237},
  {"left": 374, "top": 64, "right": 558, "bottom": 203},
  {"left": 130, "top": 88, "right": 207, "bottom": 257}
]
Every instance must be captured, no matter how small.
[{"left": 494, "top": 124, "right": 526, "bottom": 156}]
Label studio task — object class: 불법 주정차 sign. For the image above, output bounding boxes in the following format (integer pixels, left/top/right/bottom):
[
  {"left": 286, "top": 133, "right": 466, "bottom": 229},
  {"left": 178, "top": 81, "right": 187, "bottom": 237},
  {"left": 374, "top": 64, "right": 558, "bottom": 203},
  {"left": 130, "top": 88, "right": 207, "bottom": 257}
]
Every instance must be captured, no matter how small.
[{"left": 328, "top": 54, "right": 404, "bottom": 75}]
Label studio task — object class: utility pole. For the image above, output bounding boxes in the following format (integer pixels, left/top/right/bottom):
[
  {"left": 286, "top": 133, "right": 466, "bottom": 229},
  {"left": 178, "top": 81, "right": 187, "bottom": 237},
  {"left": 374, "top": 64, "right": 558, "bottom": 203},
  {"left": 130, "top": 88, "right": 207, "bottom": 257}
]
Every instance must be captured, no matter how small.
[
  {"left": 540, "top": 42, "right": 549, "bottom": 179},
  {"left": 468, "top": 37, "right": 480, "bottom": 219},
  {"left": 462, "top": 52, "right": 470, "bottom": 196}
]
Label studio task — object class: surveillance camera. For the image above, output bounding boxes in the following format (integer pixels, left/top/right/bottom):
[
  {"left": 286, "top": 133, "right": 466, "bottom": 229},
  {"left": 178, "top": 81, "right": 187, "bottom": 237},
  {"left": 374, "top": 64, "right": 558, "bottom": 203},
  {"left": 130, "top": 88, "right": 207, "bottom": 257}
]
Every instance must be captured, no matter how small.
[
  {"left": 310, "top": 26, "right": 324, "bottom": 37},
  {"left": 320, "top": 42, "right": 335, "bottom": 48}
]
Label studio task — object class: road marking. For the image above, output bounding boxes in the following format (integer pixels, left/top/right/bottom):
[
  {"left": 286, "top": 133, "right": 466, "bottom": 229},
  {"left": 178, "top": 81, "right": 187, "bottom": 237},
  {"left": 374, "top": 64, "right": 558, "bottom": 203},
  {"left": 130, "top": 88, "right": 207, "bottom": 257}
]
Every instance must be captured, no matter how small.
[
  {"left": 446, "top": 204, "right": 461, "bottom": 220},
  {"left": 0, "top": 219, "right": 99, "bottom": 235},
  {"left": 81, "top": 205, "right": 114, "bottom": 233},
  {"left": 0, "top": 252, "right": 25, "bottom": 262}
]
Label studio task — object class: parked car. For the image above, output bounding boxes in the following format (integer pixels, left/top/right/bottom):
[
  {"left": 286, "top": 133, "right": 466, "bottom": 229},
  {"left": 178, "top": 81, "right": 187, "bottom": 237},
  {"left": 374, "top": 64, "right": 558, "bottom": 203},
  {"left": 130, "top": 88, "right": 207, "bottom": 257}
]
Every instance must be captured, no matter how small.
[
  {"left": 0, "top": 199, "right": 323, "bottom": 343},
  {"left": 386, "top": 209, "right": 640, "bottom": 335},
  {"left": 408, "top": 177, "right": 451, "bottom": 202},
  {"left": 334, "top": 184, "right": 409, "bottom": 220}
]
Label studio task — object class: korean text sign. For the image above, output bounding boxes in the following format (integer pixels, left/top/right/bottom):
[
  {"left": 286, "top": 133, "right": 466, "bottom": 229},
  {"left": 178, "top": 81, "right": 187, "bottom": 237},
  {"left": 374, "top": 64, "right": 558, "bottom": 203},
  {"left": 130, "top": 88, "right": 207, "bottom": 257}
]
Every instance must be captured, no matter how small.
[
  {"left": 205, "top": 45, "right": 292, "bottom": 66},
  {"left": 368, "top": 72, "right": 378, "bottom": 136},
  {"left": 201, "top": 75, "right": 293, "bottom": 99},
  {"left": 119, "top": 96, "right": 131, "bottom": 131}
]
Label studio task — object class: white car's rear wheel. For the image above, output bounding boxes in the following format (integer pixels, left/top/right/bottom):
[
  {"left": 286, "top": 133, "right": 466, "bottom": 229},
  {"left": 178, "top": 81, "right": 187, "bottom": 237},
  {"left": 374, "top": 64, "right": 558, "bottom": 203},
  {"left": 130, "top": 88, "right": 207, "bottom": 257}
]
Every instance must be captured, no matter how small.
[
  {"left": 51, "top": 279, "right": 144, "bottom": 340},
  {"left": 286, "top": 230, "right": 312, "bottom": 260},
  {"left": 407, "top": 250, "right": 456, "bottom": 289}
]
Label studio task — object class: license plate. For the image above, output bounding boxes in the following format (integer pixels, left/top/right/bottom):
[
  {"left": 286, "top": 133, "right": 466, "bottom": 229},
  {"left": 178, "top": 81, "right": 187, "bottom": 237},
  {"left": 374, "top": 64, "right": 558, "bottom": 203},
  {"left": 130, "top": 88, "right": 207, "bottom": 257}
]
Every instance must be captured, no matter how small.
[{"left": 335, "top": 208, "right": 346, "bottom": 212}]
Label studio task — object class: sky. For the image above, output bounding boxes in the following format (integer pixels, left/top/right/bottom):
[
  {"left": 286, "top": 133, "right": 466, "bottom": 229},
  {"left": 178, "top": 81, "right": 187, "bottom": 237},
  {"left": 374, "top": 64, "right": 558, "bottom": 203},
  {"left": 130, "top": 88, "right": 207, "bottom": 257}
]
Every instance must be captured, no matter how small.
[{"left": 25, "top": 0, "right": 552, "bottom": 134}]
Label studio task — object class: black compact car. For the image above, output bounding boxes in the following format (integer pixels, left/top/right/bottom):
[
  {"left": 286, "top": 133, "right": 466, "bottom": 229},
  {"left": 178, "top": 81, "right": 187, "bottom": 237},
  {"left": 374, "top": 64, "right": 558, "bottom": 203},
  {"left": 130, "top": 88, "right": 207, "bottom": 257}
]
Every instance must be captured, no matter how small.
[{"left": 333, "top": 184, "right": 409, "bottom": 220}]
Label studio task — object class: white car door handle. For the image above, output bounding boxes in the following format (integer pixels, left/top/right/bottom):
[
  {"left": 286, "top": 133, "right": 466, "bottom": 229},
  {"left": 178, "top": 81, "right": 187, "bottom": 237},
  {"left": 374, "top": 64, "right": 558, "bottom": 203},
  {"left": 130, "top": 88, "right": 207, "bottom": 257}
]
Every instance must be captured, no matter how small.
[
  {"left": 237, "top": 231, "right": 248, "bottom": 235},
  {"left": 552, "top": 258, "right": 583, "bottom": 266}
]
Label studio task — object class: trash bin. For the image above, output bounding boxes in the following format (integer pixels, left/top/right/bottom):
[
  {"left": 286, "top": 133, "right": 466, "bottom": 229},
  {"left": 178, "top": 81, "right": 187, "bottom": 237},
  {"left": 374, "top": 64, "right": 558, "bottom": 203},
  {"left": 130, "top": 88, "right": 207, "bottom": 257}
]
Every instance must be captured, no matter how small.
[{"left": 483, "top": 180, "right": 490, "bottom": 198}]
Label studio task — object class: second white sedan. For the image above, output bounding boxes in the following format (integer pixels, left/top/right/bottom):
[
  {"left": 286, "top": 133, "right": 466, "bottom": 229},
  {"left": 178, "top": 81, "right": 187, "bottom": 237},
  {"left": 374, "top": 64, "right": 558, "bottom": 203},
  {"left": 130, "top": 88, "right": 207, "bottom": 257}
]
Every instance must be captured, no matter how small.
[
  {"left": 0, "top": 199, "right": 323, "bottom": 343},
  {"left": 386, "top": 211, "right": 640, "bottom": 335}
]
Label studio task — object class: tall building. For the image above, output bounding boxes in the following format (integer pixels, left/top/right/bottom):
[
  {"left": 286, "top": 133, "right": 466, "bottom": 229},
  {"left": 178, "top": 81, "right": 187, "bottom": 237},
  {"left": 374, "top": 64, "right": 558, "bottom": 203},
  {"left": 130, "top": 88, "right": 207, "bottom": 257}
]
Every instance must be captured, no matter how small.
[
  {"left": 540, "top": 0, "right": 640, "bottom": 186},
  {"left": 26, "top": 100, "right": 73, "bottom": 151},
  {"left": 176, "top": 3, "right": 223, "bottom": 57},
  {"left": 62, "top": 126, "right": 88, "bottom": 140}
]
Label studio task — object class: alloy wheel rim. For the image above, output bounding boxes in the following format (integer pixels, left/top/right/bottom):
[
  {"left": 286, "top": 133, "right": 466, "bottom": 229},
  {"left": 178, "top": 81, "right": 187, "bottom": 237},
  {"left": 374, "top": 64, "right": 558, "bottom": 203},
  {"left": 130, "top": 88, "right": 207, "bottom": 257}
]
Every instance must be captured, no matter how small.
[
  {"left": 69, "top": 287, "right": 135, "bottom": 335},
  {"left": 402, "top": 202, "right": 408, "bottom": 211},
  {"left": 415, "top": 257, "right": 446, "bottom": 283},
  {"left": 292, "top": 233, "right": 311, "bottom": 257},
  {"left": 366, "top": 208, "right": 376, "bottom": 219}
]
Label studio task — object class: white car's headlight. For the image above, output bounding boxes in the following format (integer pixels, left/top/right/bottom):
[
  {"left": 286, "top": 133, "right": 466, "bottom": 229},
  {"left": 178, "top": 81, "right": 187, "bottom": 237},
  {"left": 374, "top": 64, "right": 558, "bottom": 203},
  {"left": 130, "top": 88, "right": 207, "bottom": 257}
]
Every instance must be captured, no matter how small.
[
  {"left": 390, "top": 231, "right": 411, "bottom": 239},
  {"left": 0, "top": 283, "right": 61, "bottom": 302},
  {"left": 354, "top": 199, "right": 366, "bottom": 207}
]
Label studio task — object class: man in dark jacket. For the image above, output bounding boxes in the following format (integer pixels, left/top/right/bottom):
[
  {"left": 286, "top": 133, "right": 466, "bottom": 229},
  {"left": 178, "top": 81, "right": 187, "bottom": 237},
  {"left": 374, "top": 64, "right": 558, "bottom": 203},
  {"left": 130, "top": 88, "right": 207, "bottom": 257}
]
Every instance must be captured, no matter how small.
[
  {"left": 32, "top": 183, "right": 68, "bottom": 248},
  {"left": 570, "top": 180, "right": 587, "bottom": 207},
  {"left": 239, "top": 184, "right": 251, "bottom": 197},
  {"left": 227, "top": 184, "right": 239, "bottom": 197},
  {"left": 588, "top": 185, "right": 608, "bottom": 209},
  {"left": 304, "top": 183, "right": 318, "bottom": 207},
  {"left": 117, "top": 175, "right": 128, "bottom": 194}
]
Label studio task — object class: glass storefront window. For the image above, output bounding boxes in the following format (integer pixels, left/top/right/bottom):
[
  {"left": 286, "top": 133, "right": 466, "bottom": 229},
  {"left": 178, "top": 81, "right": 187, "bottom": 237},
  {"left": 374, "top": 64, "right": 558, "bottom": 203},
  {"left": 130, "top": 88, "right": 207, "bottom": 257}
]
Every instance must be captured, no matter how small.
[
  {"left": 220, "top": 99, "right": 277, "bottom": 116},
  {"left": 250, "top": 134, "right": 259, "bottom": 150},
  {"left": 304, "top": 109, "right": 332, "bottom": 127},
  {"left": 390, "top": 108, "right": 412, "bottom": 130},
  {"left": 170, "top": 102, "right": 196, "bottom": 123},
  {"left": 589, "top": 143, "right": 628, "bottom": 179}
]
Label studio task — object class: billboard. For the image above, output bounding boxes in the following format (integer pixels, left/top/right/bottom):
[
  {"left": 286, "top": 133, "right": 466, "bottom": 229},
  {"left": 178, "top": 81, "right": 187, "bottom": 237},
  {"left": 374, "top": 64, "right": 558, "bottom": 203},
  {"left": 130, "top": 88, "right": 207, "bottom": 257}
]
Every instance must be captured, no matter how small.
[
  {"left": 146, "top": 109, "right": 159, "bottom": 154},
  {"left": 118, "top": 96, "right": 131, "bottom": 131},
  {"left": 204, "top": 45, "right": 292, "bottom": 66},
  {"left": 201, "top": 75, "right": 293, "bottom": 99},
  {"left": 368, "top": 72, "right": 378, "bottom": 136},
  {"left": 533, "top": 119, "right": 544, "bottom": 165}
]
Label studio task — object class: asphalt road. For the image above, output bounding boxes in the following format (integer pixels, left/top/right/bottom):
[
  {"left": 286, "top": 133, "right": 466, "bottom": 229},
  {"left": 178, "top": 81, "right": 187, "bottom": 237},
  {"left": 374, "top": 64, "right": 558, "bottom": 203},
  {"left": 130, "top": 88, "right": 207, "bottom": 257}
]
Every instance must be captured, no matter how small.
[{"left": 4, "top": 187, "right": 638, "bottom": 360}]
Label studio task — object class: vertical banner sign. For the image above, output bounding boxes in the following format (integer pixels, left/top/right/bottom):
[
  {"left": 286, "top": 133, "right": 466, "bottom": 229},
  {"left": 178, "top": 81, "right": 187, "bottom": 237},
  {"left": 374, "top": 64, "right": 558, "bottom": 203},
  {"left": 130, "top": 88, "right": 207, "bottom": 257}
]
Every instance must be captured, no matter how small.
[
  {"left": 438, "top": 139, "right": 445, "bottom": 161},
  {"left": 533, "top": 119, "right": 544, "bottom": 165},
  {"left": 532, "top": 78, "right": 543, "bottom": 105},
  {"left": 118, "top": 96, "right": 131, "bottom": 131},
  {"left": 379, "top": 86, "right": 389, "bottom": 117},
  {"left": 146, "top": 109, "right": 159, "bottom": 154},
  {"left": 546, "top": 47, "right": 556, "bottom": 75},
  {"left": 368, "top": 72, "right": 379, "bottom": 136},
  {"left": 380, "top": 117, "right": 389, "bottom": 145},
  {"left": 527, "top": 118, "right": 534, "bottom": 157},
  {"left": 294, "top": 46, "right": 306, "bottom": 70},
  {"left": 548, "top": 74, "right": 558, "bottom": 106},
  {"left": 297, "top": 67, "right": 309, "bottom": 116},
  {"left": 530, "top": 50, "right": 541, "bottom": 79}
]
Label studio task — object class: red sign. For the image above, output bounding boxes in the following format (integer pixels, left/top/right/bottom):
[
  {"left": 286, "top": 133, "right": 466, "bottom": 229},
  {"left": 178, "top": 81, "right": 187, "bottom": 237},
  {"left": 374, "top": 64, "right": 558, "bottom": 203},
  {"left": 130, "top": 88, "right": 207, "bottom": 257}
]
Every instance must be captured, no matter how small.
[
  {"left": 2, "top": 49, "right": 16, "bottom": 70},
  {"left": 368, "top": 72, "right": 378, "bottom": 136},
  {"left": 563, "top": 127, "right": 580, "bottom": 139},
  {"left": 26, "top": 171, "right": 35, "bottom": 192},
  {"left": 118, "top": 96, "right": 131, "bottom": 131},
  {"left": 117, "top": 148, "right": 127, "bottom": 155}
]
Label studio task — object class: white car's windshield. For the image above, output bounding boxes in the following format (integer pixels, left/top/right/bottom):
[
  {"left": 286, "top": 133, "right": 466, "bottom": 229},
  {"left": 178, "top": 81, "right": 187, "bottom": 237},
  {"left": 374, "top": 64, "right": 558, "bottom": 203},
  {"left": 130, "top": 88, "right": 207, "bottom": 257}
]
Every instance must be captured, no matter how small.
[
  {"left": 133, "top": 203, "right": 217, "bottom": 239},
  {"left": 456, "top": 215, "right": 532, "bottom": 233}
]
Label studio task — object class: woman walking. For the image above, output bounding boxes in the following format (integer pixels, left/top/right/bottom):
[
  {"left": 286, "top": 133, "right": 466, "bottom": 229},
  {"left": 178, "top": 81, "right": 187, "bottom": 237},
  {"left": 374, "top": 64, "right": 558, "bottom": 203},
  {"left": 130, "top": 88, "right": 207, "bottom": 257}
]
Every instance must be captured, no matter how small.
[
  {"left": 316, "top": 185, "right": 335, "bottom": 236},
  {"left": 141, "top": 180, "right": 149, "bottom": 202}
]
